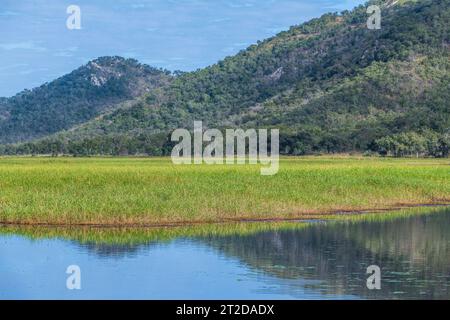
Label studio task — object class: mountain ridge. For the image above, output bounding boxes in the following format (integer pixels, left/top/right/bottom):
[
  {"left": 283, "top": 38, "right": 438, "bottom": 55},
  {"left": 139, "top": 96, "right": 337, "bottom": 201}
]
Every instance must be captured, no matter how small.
[
  {"left": 1, "top": 0, "right": 448, "bottom": 156},
  {"left": 0, "top": 56, "right": 173, "bottom": 144}
]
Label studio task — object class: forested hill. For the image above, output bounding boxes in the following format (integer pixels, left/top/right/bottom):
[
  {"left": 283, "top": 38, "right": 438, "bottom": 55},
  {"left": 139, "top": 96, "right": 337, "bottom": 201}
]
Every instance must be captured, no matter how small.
[
  {"left": 1, "top": 0, "right": 449, "bottom": 156},
  {"left": 0, "top": 57, "right": 172, "bottom": 144}
]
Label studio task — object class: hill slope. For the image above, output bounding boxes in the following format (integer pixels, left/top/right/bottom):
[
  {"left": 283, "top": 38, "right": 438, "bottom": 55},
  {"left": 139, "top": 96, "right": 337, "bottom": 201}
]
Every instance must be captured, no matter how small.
[
  {"left": 0, "top": 57, "right": 172, "bottom": 144},
  {"left": 1, "top": 0, "right": 449, "bottom": 156}
]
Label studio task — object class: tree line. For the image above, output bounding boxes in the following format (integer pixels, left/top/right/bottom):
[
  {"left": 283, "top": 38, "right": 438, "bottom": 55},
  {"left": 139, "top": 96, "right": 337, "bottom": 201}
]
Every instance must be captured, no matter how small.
[{"left": 0, "top": 130, "right": 448, "bottom": 158}]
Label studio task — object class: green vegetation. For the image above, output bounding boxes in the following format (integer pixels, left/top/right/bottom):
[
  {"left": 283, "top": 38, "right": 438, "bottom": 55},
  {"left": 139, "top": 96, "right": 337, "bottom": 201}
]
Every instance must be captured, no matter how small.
[
  {"left": 0, "top": 157, "right": 448, "bottom": 226},
  {"left": 0, "top": 205, "right": 446, "bottom": 245},
  {"left": 0, "top": 57, "right": 172, "bottom": 144},
  {"left": 0, "top": 0, "right": 448, "bottom": 157},
  {"left": 0, "top": 221, "right": 311, "bottom": 245},
  {"left": 375, "top": 131, "right": 450, "bottom": 157}
]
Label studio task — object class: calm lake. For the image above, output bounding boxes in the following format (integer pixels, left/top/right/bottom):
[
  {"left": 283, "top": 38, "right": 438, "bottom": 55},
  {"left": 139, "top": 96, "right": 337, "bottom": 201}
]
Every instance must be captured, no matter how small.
[{"left": 1, "top": 208, "right": 449, "bottom": 300}]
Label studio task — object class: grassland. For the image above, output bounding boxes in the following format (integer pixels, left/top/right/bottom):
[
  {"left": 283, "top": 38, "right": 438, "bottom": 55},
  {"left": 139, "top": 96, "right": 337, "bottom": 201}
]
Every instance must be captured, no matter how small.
[{"left": 0, "top": 156, "right": 448, "bottom": 226}]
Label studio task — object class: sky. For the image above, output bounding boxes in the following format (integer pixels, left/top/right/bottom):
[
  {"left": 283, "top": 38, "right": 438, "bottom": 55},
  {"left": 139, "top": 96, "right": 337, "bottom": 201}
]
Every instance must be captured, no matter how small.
[{"left": 0, "top": 0, "right": 366, "bottom": 97}]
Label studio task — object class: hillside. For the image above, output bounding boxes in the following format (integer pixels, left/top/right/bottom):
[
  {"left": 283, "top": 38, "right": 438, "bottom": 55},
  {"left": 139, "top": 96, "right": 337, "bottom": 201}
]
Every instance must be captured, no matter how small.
[
  {"left": 1, "top": 0, "right": 449, "bottom": 156},
  {"left": 0, "top": 57, "right": 172, "bottom": 144}
]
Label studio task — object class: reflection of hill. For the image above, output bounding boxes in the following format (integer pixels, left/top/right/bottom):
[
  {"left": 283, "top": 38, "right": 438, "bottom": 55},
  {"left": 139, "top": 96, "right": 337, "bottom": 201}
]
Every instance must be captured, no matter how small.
[
  {"left": 1, "top": 208, "right": 449, "bottom": 299},
  {"left": 76, "top": 243, "right": 147, "bottom": 258},
  {"left": 200, "top": 210, "right": 450, "bottom": 299}
]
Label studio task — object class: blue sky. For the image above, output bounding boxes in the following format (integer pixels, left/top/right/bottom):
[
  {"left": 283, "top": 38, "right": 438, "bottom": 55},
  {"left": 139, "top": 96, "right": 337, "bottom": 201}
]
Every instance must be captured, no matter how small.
[{"left": 0, "top": 0, "right": 366, "bottom": 97}]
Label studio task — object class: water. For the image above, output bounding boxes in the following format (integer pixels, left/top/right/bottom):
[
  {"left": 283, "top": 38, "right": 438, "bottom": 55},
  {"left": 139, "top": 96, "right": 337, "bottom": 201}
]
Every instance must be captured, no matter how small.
[{"left": 1, "top": 209, "right": 449, "bottom": 300}]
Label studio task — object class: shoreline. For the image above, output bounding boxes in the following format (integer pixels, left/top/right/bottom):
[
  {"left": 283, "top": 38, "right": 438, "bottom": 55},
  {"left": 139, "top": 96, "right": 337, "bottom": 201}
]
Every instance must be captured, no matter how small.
[{"left": 1, "top": 202, "right": 449, "bottom": 229}]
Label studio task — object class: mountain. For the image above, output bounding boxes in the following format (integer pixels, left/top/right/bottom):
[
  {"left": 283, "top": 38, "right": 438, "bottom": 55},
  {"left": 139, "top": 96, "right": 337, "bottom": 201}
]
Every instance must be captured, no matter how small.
[
  {"left": 0, "top": 57, "right": 172, "bottom": 144},
  {"left": 1, "top": 0, "right": 449, "bottom": 156}
]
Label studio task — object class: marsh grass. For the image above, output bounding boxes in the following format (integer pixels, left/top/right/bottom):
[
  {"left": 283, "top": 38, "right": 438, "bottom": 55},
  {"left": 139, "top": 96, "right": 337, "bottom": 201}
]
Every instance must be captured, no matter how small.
[
  {"left": 1, "top": 206, "right": 447, "bottom": 245},
  {"left": 0, "top": 156, "right": 448, "bottom": 226}
]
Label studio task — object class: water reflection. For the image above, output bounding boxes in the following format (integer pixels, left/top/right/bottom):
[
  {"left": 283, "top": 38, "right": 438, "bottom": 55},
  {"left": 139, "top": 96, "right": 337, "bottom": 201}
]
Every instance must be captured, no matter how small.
[
  {"left": 0, "top": 208, "right": 449, "bottom": 299},
  {"left": 199, "top": 211, "right": 450, "bottom": 299},
  {"left": 78, "top": 243, "right": 145, "bottom": 258}
]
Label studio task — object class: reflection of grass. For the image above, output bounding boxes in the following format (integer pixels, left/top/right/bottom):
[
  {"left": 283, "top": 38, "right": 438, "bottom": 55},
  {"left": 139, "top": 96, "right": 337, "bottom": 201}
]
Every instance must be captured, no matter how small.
[
  {"left": 330, "top": 206, "right": 449, "bottom": 223},
  {"left": 0, "top": 157, "right": 448, "bottom": 226},
  {"left": 0, "top": 206, "right": 447, "bottom": 245},
  {"left": 0, "top": 221, "right": 310, "bottom": 245}
]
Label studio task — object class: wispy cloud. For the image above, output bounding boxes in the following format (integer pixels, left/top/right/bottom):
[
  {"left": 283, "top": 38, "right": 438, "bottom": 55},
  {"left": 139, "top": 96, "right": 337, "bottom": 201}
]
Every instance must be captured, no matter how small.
[
  {"left": 0, "top": 41, "right": 47, "bottom": 52},
  {"left": 18, "top": 67, "right": 49, "bottom": 75},
  {"left": 0, "top": 10, "right": 20, "bottom": 16},
  {"left": 227, "top": 2, "right": 255, "bottom": 8},
  {"left": 53, "top": 46, "right": 79, "bottom": 57},
  {"left": 0, "top": 63, "right": 29, "bottom": 72}
]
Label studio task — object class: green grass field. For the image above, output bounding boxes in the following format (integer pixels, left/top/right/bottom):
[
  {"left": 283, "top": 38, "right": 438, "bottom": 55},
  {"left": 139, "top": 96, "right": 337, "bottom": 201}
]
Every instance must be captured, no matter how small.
[{"left": 0, "top": 156, "right": 448, "bottom": 226}]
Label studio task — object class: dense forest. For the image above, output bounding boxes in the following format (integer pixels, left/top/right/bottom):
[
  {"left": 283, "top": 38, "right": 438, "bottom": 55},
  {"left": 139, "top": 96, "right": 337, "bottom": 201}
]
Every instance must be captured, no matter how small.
[{"left": 0, "top": 0, "right": 448, "bottom": 157}]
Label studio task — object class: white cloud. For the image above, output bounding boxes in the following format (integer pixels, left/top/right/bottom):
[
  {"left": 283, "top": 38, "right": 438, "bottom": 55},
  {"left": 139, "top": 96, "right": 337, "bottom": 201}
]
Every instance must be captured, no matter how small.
[
  {"left": 53, "top": 46, "right": 79, "bottom": 57},
  {"left": 0, "top": 63, "right": 29, "bottom": 71},
  {"left": 0, "top": 11, "right": 20, "bottom": 16},
  {"left": 0, "top": 41, "right": 47, "bottom": 52}
]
